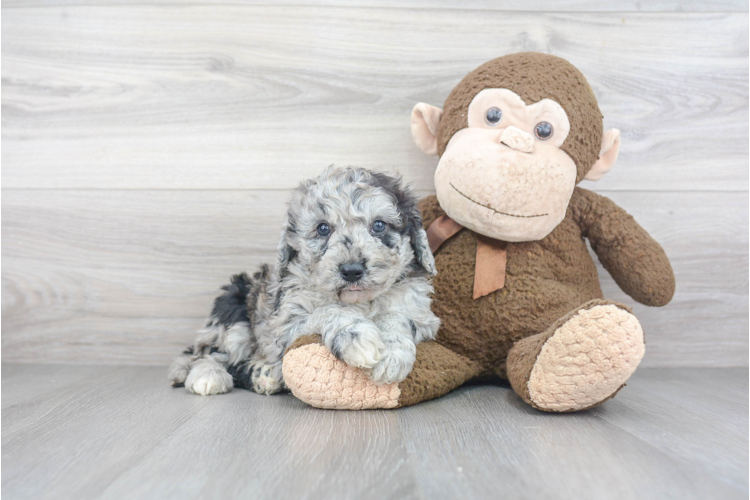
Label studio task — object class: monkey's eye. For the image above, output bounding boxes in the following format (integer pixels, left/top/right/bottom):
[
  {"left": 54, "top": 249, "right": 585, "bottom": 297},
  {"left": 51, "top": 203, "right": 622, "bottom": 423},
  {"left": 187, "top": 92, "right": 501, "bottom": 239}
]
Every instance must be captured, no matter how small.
[
  {"left": 485, "top": 107, "right": 503, "bottom": 126},
  {"left": 372, "top": 220, "right": 386, "bottom": 233},
  {"left": 316, "top": 223, "right": 331, "bottom": 237},
  {"left": 534, "top": 122, "right": 554, "bottom": 140}
]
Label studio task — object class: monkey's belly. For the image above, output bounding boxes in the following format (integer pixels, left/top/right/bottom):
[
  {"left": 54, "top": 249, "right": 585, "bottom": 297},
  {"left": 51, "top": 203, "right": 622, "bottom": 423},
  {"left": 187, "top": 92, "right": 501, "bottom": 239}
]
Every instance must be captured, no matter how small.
[{"left": 429, "top": 228, "right": 603, "bottom": 375}]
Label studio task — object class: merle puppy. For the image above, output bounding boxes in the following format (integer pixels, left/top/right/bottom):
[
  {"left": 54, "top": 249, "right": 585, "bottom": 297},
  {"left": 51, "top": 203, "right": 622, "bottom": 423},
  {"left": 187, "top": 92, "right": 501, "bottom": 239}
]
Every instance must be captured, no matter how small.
[{"left": 169, "top": 166, "right": 440, "bottom": 395}]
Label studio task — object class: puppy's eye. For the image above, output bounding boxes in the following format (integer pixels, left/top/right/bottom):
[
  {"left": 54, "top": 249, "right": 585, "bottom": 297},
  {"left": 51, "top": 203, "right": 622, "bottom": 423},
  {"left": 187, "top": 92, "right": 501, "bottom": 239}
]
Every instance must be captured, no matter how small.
[
  {"left": 372, "top": 220, "right": 386, "bottom": 233},
  {"left": 316, "top": 223, "right": 331, "bottom": 237},
  {"left": 485, "top": 107, "right": 502, "bottom": 126},
  {"left": 534, "top": 121, "right": 554, "bottom": 140}
]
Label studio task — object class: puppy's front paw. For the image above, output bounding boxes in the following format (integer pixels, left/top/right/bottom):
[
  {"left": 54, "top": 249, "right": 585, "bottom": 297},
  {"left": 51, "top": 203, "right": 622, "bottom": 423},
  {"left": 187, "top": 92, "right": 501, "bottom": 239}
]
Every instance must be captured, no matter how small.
[
  {"left": 329, "top": 322, "right": 385, "bottom": 370},
  {"left": 185, "top": 368, "right": 233, "bottom": 396},
  {"left": 251, "top": 364, "right": 284, "bottom": 395},
  {"left": 371, "top": 341, "right": 416, "bottom": 385},
  {"left": 168, "top": 357, "right": 190, "bottom": 387}
]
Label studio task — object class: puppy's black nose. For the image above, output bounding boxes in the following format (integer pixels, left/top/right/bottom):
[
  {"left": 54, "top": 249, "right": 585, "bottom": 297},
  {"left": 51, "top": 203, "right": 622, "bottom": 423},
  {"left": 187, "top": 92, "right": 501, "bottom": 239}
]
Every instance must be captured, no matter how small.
[{"left": 340, "top": 262, "right": 365, "bottom": 283}]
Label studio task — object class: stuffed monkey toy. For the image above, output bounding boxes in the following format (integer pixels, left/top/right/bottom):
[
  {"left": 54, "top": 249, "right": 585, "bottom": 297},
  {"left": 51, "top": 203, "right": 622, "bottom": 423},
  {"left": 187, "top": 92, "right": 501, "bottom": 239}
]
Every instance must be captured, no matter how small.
[{"left": 282, "top": 52, "right": 675, "bottom": 412}]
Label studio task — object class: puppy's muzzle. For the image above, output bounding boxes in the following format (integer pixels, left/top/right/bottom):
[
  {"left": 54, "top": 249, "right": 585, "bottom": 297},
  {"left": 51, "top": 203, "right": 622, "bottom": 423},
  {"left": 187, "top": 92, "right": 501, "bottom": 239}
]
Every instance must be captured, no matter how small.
[{"left": 339, "top": 262, "right": 366, "bottom": 283}]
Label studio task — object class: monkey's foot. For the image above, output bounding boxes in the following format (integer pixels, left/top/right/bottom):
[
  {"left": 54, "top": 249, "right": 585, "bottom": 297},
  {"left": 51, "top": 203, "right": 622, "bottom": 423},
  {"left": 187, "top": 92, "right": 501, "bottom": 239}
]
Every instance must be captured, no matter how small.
[
  {"left": 283, "top": 336, "right": 481, "bottom": 410},
  {"left": 507, "top": 300, "right": 645, "bottom": 412},
  {"left": 282, "top": 335, "right": 401, "bottom": 410}
]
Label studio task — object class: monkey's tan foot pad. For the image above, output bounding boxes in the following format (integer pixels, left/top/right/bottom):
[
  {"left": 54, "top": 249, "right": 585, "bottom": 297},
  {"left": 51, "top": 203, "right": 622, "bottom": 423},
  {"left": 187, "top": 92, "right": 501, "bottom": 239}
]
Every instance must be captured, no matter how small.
[
  {"left": 282, "top": 335, "right": 400, "bottom": 410},
  {"left": 510, "top": 303, "right": 645, "bottom": 412}
]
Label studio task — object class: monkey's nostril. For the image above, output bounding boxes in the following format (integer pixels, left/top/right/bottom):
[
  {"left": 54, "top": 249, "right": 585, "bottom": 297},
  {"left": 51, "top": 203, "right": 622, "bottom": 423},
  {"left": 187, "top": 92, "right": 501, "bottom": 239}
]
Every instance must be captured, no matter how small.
[{"left": 339, "top": 262, "right": 366, "bottom": 283}]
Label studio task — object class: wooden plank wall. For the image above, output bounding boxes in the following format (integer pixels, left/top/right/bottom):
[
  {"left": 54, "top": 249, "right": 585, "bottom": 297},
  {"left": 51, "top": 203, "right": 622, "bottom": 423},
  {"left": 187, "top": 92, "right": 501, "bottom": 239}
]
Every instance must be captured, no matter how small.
[{"left": 2, "top": 1, "right": 748, "bottom": 367}]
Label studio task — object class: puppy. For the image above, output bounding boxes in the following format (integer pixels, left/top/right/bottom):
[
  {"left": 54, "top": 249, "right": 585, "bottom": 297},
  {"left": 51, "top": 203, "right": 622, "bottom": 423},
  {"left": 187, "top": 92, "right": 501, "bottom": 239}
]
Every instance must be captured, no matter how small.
[{"left": 169, "top": 166, "right": 440, "bottom": 395}]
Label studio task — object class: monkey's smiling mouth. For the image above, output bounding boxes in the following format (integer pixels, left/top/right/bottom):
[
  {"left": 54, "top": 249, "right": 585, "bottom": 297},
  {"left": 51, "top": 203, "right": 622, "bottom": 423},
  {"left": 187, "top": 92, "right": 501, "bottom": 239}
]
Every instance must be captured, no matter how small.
[{"left": 450, "top": 183, "right": 548, "bottom": 219}]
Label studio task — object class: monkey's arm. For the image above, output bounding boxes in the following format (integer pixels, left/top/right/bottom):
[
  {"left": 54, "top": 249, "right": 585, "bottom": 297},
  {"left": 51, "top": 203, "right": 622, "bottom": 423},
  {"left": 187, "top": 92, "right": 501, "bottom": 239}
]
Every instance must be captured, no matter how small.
[{"left": 570, "top": 187, "right": 675, "bottom": 307}]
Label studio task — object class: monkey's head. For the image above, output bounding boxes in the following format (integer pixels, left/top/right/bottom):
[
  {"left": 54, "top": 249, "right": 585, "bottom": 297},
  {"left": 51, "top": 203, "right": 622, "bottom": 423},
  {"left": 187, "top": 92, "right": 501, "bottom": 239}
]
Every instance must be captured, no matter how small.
[{"left": 411, "top": 52, "right": 621, "bottom": 242}]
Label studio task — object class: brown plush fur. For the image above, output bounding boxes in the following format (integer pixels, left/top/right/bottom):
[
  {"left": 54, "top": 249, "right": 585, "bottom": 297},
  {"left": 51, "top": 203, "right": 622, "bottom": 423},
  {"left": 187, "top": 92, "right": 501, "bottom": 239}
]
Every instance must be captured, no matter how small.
[
  {"left": 407, "top": 192, "right": 672, "bottom": 409},
  {"left": 422, "top": 191, "right": 664, "bottom": 377},
  {"left": 437, "top": 52, "right": 603, "bottom": 182},
  {"left": 396, "top": 341, "right": 482, "bottom": 407},
  {"left": 570, "top": 190, "right": 676, "bottom": 306}
]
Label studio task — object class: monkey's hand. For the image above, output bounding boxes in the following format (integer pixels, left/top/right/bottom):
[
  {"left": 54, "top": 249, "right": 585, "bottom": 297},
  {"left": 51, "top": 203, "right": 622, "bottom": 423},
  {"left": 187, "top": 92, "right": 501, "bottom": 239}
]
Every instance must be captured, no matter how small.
[{"left": 571, "top": 187, "right": 675, "bottom": 307}]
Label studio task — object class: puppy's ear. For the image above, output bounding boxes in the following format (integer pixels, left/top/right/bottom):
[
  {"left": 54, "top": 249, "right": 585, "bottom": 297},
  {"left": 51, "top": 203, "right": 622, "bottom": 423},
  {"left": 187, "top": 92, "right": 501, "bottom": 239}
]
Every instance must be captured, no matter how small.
[
  {"left": 409, "top": 221, "right": 437, "bottom": 276},
  {"left": 369, "top": 171, "right": 437, "bottom": 276},
  {"left": 276, "top": 212, "right": 298, "bottom": 277},
  {"left": 400, "top": 195, "right": 437, "bottom": 276}
]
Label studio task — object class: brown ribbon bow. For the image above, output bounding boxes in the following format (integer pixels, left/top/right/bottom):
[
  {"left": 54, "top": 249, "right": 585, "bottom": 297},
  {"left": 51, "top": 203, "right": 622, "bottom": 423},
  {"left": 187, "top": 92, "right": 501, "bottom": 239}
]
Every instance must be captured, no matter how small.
[{"left": 426, "top": 215, "right": 508, "bottom": 300}]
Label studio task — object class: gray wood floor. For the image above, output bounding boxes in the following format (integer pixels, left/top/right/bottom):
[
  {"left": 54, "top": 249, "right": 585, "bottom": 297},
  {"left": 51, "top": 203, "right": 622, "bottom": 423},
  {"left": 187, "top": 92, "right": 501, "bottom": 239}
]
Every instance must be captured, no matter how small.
[{"left": 2, "top": 365, "right": 747, "bottom": 500}]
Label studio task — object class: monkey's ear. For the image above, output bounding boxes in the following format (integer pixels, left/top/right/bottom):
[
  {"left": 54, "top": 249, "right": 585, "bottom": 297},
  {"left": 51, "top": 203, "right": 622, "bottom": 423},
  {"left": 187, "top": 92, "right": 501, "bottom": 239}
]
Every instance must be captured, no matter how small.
[
  {"left": 585, "top": 129, "right": 621, "bottom": 181},
  {"left": 411, "top": 103, "right": 443, "bottom": 156}
]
